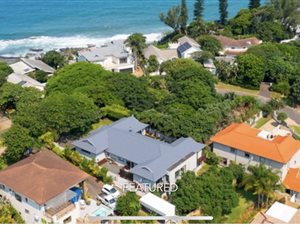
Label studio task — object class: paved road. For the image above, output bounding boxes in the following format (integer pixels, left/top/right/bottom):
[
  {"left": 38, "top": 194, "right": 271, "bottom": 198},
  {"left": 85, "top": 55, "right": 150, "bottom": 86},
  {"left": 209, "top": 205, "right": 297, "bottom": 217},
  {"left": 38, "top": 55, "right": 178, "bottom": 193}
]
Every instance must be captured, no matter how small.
[
  {"left": 259, "top": 82, "right": 271, "bottom": 99},
  {"left": 216, "top": 83, "right": 300, "bottom": 125},
  {"left": 279, "top": 106, "right": 300, "bottom": 125}
]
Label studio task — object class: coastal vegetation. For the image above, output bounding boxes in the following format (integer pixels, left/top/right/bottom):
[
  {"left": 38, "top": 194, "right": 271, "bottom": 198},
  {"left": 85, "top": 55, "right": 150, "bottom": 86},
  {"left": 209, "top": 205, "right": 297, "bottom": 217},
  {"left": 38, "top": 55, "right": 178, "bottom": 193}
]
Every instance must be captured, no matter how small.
[
  {"left": 0, "top": 202, "right": 24, "bottom": 224},
  {"left": 172, "top": 163, "right": 282, "bottom": 223},
  {"left": 0, "top": 59, "right": 261, "bottom": 166},
  {"left": 0, "top": 62, "right": 13, "bottom": 87},
  {"left": 41, "top": 50, "right": 66, "bottom": 69}
]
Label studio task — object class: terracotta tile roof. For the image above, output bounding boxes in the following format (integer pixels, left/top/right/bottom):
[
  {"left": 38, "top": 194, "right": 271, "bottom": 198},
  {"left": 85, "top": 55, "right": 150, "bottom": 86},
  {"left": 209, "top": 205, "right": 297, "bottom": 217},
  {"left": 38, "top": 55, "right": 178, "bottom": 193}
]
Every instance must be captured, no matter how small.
[
  {"left": 284, "top": 168, "right": 300, "bottom": 193},
  {"left": 210, "top": 123, "right": 300, "bottom": 163},
  {"left": 213, "top": 35, "right": 262, "bottom": 48},
  {"left": 0, "top": 150, "right": 89, "bottom": 205}
]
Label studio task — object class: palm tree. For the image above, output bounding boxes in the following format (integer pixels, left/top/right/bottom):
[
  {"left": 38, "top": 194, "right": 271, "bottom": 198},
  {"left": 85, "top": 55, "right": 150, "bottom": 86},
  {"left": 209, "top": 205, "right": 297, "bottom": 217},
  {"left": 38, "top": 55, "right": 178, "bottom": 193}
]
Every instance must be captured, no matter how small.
[
  {"left": 125, "top": 33, "right": 146, "bottom": 72},
  {"left": 242, "top": 164, "right": 283, "bottom": 208}
]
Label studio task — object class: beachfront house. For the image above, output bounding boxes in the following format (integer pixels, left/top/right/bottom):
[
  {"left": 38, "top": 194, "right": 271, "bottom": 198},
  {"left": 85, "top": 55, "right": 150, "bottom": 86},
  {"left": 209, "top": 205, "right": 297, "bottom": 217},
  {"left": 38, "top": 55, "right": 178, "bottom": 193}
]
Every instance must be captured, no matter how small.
[
  {"left": 213, "top": 35, "right": 262, "bottom": 56},
  {"left": 77, "top": 40, "right": 134, "bottom": 73},
  {"left": 10, "top": 58, "right": 55, "bottom": 75},
  {"left": 210, "top": 123, "right": 300, "bottom": 181},
  {"left": 143, "top": 36, "right": 201, "bottom": 75},
  {"left": 73, "top": 116, "right": 205, "bottom": 186},
  {"left": 7, "top": 58, "right": 55, "bottom": 90},
  {"left": 7, "top": 73, "right": 45, "bottom": 91},
  {"left": 0, "top": 150, "right": 89, "bottom": 224},
  {"left": 176, "top": 36, "right": 201, "bottom": 58}
]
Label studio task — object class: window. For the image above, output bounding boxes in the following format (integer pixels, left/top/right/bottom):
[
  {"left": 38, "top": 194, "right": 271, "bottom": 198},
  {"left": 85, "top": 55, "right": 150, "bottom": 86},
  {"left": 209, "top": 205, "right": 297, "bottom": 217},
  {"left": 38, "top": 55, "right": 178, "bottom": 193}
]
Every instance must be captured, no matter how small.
[
  {"left": 0, "top": 184, "right": 5, "bottom": 190},
  {"left": 63, "top": 216, "right": 72, "bottom": 224},
  {"left": 244, "top": 153, "right": 250, "bottom": 158},
  {"left": 230, "top": 148, "right": 236, "bottom": 153},
  {"left": 119, "top": 57, "right": 127, "bottom": 64},
  {"left": 25, "top": 198, "right": 28, "bottom": 203},
  {"left": 222, "top": 158, "right": 228, "bottom": 166},
  {"left": 25, "top": 209, "right": 30, "bottom": 214},
  {"left": 15, "top": 193, "right": 22, "bottom": 202}
]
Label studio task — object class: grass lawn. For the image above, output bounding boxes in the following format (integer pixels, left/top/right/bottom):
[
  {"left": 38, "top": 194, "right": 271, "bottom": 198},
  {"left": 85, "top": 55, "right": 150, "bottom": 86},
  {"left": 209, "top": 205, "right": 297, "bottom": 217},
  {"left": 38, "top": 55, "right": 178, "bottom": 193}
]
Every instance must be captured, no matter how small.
[
  {"left": 91, "top": 118, "right": 113, "bottom": 130},
  {"left": 216, "top": 82, "right": 259, "bottom": 96},
  {"left": 223, "top": 190, "right": 257, "bottom": 224},
  {"left": 254, "top": 117, "right": 271, "bottom": 129},
  {"left": 291, "top": 125, "right": 300, "bottom": 135}
]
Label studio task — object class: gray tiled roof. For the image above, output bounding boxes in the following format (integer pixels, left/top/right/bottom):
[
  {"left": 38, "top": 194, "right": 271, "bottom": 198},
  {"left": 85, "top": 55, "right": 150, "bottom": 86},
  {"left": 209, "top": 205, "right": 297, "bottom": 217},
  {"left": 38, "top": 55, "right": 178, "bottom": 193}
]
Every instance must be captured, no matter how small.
[
  {"left": 73, "top": 116, "right": 205, "bottom": 182},
  {"left": 78, "top": 40, "right": 129, "bottom": 62},
  {"left": 21, "top": 58, "right": 55, "bottom": 73}
]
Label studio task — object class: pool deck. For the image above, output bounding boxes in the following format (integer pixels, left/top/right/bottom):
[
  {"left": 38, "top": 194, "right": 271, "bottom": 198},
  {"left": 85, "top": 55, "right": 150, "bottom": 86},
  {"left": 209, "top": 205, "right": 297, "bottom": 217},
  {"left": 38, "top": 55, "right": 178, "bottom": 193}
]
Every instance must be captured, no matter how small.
[{"left": 79, "top": 199, "right": 106, "bottom": 219}]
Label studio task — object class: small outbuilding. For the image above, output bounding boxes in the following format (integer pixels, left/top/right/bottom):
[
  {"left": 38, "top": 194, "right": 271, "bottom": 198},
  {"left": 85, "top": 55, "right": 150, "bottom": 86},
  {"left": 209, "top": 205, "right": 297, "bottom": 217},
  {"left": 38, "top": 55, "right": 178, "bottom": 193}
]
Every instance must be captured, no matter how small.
[
  {"left": 140, "top": 193, "right": 176, "bottom": 216},
  {"left": 265, "top": 201, "right": 297, "bottom": 223}
]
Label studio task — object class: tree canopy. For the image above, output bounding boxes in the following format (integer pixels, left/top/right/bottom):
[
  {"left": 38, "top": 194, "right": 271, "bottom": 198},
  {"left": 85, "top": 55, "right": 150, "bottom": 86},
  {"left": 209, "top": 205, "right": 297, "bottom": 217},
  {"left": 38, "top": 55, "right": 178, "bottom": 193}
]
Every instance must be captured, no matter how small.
[
  {"left": 116, "top": 192, "right": 141, "bottom": 216},
  {"left": 172, "top": 167, "right": 239, "bottom": 222},
  {"left": 42, "top": 50, "right": 65, "bottom": 69},
  {"left": 0, "top": 62, "right": 13, "bottom": 87}
]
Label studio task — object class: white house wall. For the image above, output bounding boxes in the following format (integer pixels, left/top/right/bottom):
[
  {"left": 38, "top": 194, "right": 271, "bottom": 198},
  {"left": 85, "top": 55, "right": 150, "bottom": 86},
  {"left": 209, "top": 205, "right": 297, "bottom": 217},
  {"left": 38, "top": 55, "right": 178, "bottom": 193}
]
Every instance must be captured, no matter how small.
[
  {"left": 167, "top": 153, "right": 198, "bottom": 184},
  {"left": 212, "top": 142, "right": 286, "bottom": 180},
  {"left": 0, "top": 185, "right": 45, "bottom": 223}
]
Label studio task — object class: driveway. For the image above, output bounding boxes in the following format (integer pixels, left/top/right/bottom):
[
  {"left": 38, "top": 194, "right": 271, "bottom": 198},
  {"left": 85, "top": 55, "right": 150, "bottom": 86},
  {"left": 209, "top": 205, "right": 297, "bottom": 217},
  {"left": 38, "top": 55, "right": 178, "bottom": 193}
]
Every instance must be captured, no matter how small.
[
  {"left": 259, "top": 82, "right": 271, "bottom": 99},
  {"left": 85, "top": 176, "right": 103, "bottom": 200}
]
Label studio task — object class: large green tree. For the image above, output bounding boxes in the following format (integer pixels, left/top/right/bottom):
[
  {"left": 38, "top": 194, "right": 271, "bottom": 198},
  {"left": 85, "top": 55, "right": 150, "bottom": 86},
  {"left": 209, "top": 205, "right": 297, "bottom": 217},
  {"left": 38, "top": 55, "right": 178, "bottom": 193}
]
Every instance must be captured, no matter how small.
[
  {"left": 172, "top": 168, "right": 239, "bottom": 222},
  {"left": 160, "top": 6, "right": 181, "bottom": 33},
  {"left": 14, "top": 93, "right": 99, "bottom": 137},
  {"left": 290, "top": 77, "right": 300, "bottom": 104},
  {"left": 219, "top": 0, "right": 228, "bottom": 25},
  {"left": 3, "top": 124, "right": 35, "bottom": 163},
  {"left": 0, "top": 62, "right": 13, "bottom": 87},
  {"left": 197, "top": 35, "right": 222, "bottom": 56},
  {"left": 179, "top": 0, "right": 189, "bottom": 33},
  {"left": 42, "top": 50, "right": 65, "bottom": 69},
  {"left": 242, "top": 164, "right": 282, "bottom": 207},
  {"left": 125, "top": 33, "right": 146, "bottom": 71},
  {"left": 194, "top": 0, "right": 204, "bottom": 21},
  {"left": 236, "top": 54, "right": 265, "bottom": 89},
  {"left": 249, "top": 0, "right": 261, "bottom": 9}
]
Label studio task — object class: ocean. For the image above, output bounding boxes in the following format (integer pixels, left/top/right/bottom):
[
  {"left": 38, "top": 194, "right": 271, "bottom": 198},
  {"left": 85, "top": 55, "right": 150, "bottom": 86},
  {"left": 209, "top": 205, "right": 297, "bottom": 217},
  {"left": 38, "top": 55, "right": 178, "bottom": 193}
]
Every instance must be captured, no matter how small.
[{"left": 0, "top": 0, "right": 264, "bottom": 56}]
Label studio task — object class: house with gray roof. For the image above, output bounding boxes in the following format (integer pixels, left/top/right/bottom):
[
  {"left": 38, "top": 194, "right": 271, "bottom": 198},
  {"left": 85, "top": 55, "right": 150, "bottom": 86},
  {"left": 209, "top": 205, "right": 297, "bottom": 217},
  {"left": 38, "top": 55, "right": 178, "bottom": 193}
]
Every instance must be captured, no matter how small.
[
  {"left": 72, "top": 116, "right": 205, "bottom": 185},
  {"left": 77, "top": 40, "right": 134, "bottom": 73},
  {"left": 176, "top": 36, "right": 201, "bottom": 58}
]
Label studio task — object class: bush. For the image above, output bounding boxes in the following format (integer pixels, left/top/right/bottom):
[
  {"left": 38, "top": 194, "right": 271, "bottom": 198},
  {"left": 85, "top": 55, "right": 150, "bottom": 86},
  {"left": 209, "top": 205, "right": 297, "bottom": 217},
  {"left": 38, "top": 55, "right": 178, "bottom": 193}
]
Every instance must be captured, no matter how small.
[
  {"left": 0, "top": 203, "right": 25, "bottom": 223},
  {"left": 116, "top": 192, "right": 141, "bottom": 216},
  {"left": 100, "top": 104, "right": 131, "bottom": 120},
  {"left": 204, "top": 148, "right": 220, "bottom": 165},
  {"left": 42, "top": 50, "right": 65, "bottom": 69},
  {"left": 0, "top": 62, "right": 13, "bottom": 87}
]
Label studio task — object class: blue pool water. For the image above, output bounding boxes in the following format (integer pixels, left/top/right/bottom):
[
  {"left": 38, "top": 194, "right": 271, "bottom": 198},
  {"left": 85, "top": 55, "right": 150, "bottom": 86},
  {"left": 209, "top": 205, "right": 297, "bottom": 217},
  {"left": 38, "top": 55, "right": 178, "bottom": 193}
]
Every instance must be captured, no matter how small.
[{"left": 0, "top": 0, "right": 266, "bottom": 56}]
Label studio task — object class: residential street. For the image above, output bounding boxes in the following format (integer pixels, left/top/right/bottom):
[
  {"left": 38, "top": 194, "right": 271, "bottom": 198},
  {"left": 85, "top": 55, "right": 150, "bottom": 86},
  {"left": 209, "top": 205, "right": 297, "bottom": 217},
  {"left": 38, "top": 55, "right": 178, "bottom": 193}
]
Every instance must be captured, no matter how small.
[{"left": 216, "top": 82, "right": 300, "bottom": 126}]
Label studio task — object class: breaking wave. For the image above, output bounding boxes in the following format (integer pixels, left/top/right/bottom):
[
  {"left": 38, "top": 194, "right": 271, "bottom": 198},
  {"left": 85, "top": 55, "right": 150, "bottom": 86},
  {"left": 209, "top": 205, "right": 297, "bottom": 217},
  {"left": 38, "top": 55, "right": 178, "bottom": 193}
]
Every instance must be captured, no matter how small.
[{"left": 0, "top": 33, "right": 163, "bottom": 57}]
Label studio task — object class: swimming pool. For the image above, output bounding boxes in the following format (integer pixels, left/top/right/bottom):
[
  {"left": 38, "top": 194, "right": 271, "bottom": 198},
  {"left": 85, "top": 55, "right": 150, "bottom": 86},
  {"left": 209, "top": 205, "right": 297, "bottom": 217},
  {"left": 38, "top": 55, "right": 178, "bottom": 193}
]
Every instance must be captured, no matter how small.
[{"left": 91, "top": 205, "right": 113, "bottom": 217}]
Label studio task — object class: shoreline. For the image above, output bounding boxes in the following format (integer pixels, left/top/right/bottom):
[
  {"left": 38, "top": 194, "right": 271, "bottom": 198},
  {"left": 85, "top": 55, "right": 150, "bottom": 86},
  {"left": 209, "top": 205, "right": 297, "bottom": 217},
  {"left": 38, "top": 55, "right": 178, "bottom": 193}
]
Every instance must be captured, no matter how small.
[{"left": 0, "top": 32, "right": 164, "bottom": 57}]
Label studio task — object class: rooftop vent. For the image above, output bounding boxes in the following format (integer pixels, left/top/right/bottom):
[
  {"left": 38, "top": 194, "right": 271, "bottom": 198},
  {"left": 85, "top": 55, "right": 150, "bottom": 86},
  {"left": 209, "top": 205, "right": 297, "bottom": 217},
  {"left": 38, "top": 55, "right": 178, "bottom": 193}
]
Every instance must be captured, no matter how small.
[{"left": 257, "top": 130, "right": 275, "bottom": 141}]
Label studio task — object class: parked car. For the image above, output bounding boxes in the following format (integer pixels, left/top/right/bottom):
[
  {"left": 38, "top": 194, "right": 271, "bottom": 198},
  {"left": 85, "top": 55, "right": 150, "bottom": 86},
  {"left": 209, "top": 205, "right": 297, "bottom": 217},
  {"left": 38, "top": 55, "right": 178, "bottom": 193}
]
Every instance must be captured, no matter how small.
[
  {"left": 102, "top": 184, "right": 120, "bottom": 198},
  {"left": 97, "top": 193, "right": 116, "bottom": 210}
]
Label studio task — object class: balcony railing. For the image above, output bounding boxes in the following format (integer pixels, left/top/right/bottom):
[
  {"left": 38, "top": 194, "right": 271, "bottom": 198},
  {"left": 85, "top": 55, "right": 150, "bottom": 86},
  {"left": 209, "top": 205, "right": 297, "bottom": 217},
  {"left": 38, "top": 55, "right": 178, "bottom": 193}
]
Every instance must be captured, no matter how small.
[{"left": 45, "top": 201, "right": 76, "bottom": 220}]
